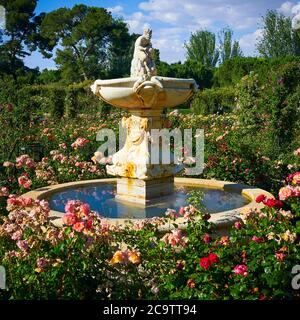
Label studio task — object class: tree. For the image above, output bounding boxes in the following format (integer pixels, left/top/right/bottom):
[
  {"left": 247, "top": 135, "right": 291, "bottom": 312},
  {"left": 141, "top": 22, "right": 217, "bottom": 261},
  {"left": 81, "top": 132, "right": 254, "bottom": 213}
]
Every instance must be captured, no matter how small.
[
  {"left": 39, "top": 5, "right": 131, "bottom": 82},
  {"left": 185, "top": 30, "right": 219, "bottom": 68},
  {"left": 0, "top": 0, "right": 43, "bottom": 80},
  {"left": 257, "top": 10, "right": 299, "bottom": 58},
  {"left": 218, "top": 27, "right": 242, "bottom": 64},
  {"left": 107, "top": 32, "right": 138, "bottom": 78}
]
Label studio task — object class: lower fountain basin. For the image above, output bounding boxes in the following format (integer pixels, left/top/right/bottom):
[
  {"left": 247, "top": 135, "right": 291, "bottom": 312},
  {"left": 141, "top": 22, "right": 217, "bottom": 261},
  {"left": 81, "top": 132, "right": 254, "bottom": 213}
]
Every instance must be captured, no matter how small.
[{"left": 24, "top": 178, "right": 273, "bottom": 231}]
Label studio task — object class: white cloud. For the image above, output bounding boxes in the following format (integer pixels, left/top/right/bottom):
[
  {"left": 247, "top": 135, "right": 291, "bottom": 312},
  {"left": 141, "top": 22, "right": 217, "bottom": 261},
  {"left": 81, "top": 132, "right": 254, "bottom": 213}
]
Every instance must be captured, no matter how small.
[
  {"left": 126, "top": 11, "right": 151, "bottom": 33},
  {"left": 239, "top": 29, "right": 263, "bottom": 56},
  {"left": 278, "top": 1, "right": 295, "bottom": 15},
  {"left": 278, "top": 1, "right": 300, "bottom": 15},
  {"left": 277, "top": 2, "right": 300, "bottom": 30},
  {"left": 136, "top": 0, "right": 280, "bottom": 30},
  {"left": 292, "top": 3, "right": 300, "bottom": 13},
  {"left": 107, "top": 5, "right": 123, "bottom": 14},
  {"left": 119, "top": 0, "right": 299, "bottom": 62},
  {"left": 292, "top": 12, "right": 300, "bottom": 29}
]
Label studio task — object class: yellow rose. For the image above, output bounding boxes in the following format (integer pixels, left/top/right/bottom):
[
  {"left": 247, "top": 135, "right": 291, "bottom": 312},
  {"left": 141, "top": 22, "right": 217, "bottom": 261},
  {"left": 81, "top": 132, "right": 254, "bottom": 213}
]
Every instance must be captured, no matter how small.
[
  {"left": 110, "top": 250, "right": 124, "bottom": 265},
  {"left": 128, "top": 251, "right": 141, "bottom": 264}
]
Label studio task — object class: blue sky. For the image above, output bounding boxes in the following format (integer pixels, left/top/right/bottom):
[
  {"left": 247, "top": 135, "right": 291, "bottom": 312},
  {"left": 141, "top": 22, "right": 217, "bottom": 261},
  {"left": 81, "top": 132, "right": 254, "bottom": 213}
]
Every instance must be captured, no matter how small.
[{"left": 24, "top": 0, "right": 300, "bottom": 70}]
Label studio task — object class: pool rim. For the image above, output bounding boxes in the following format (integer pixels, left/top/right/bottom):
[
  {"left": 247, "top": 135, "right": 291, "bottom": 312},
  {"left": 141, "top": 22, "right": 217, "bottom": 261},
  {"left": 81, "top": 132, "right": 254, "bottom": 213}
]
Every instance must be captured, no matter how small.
[{"left": 23, "top": 178, "right": 273, "bottom": 230}]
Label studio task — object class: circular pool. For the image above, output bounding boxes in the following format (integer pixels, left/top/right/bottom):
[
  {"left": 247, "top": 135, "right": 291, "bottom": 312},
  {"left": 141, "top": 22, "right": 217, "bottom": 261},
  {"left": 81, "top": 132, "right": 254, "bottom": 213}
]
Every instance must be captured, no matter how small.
[
  {"left": 47, "top": 183, "right": 249, "bottom": 219},
  {"left": 24, "top": 178, "right": 273, "bottom": 231}
]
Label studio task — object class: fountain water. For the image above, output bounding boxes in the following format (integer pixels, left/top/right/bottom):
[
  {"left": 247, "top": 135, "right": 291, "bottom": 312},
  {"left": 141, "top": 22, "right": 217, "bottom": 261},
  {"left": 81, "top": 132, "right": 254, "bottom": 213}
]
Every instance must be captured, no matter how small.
[{"left": 90, "top": 27, "right": 198, "bottom": 205}]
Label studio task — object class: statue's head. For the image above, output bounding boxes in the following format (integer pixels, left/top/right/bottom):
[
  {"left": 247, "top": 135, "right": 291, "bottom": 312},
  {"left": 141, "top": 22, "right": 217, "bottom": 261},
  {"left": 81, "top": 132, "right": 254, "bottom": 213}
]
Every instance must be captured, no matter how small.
[{"left": 143, "top": 27, "right": 152, "bottom": 40}]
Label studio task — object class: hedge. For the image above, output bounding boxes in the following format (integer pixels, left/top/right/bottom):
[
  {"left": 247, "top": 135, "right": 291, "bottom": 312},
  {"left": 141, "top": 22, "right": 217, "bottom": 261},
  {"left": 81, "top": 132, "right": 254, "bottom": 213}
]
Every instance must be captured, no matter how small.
[{"left": 191, "top": 86, "right": 236, "bottom": 115}]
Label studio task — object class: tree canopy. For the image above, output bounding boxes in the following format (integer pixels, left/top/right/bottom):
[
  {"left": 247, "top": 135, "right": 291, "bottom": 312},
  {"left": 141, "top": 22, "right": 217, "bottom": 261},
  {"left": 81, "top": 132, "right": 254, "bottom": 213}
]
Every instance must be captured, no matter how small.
[
  {"left": 185, "top": 30, "right": 219, "bottom": 68},
  {"left": 39, "top": 4, "right": 132, "bottom": 82},
  {"left": 184, "top": 28, "right": 242, "bottom": 68},
  {"left": 0, "top": 0, "right": 42, "bottom": 80},
  {"left": 257, "top": 10, "right": 300, "bottom": 58}
]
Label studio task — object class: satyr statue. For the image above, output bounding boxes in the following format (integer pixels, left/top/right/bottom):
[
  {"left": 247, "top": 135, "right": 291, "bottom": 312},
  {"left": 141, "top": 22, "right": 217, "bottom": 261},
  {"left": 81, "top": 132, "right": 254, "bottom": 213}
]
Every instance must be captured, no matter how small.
[{"left": 130, "top": 27, "right": 157, "bottom": 80}]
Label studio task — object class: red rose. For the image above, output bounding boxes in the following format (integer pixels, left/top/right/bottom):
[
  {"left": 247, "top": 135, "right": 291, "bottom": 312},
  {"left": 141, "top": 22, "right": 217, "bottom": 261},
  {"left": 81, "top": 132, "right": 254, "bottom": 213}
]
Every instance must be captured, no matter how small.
[
  {"left": 255, "top": 194, "right": 266, "bottom": 203},
  {"left": 203, "top": 233, "right": 212, "bottom": 243},
  {"left": 200, "top": 257, "right": 211, "bottom": 269},
  {"left": 208, "top": 253, "right": 219, "bottom": 264},
  {"left": 85, "top": 219, "right": 93, "bottom": 229},
  {"left": 263, "top": 198, "right": 283, "bottom": 208}
]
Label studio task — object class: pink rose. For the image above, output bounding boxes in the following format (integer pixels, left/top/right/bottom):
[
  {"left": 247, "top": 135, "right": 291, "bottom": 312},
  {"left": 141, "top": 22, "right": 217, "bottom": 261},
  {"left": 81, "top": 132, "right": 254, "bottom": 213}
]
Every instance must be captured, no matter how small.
[
  {"left": 11, "top": 230, "right": 22, "bottom": 241},
  {"left": 62, "top": 213, "right": 77, "bottom": 226},
  {"left": 72, "top": 221, "right": 85, "bottom": 232},
  {"left": 292, "top": 173, "right": 300, "bottom": 184},
  {"left": 234, "top": 221, "right": 242, "bottom": 230},
  {"left": 279, "top": 186, "right": 293, "bottom": 201},
  {"left": 80, "top": 203, "right": 90, "bottom": 216},
  {"left": 23, "top": 197, "right": 34, "bottom": 206},
  {"left": 65, "top": 200, "right": 76, "bottom": 214},
  {"left": 293, "top": 148, "right": 300, "bottom": 156},
  {"left": 36, "top": 257, "right": 49, "bottom": 269},
  {"left": 251, "top": 235, "right": 264, "bottom": 243},
  {"left": 178, "top": 207, "right": 185, "bottom": 216},
  {"left": 233, "top": 264, "right": 248, "bottom": 276},
  {"left": 275, "top": 252, "right": 286, "bottom": 262},
  {"left": 17, "top": 240, "right": 29, "bottom": 252}
]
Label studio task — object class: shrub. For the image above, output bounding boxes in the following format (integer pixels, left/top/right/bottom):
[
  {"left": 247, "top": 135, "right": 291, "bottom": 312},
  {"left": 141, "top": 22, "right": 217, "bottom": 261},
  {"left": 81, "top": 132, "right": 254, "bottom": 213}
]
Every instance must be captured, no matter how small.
[
  {"left": 213, "top": 56, "right": 300, "bottom": 88},
  {"left": 191, "top": 87, "right": 236, "bottom": 115},
  {"left": 235, "top": 61, "right": 300, "bottom": 157},
  {"left": 49, "top": 87, "right": 65, "bottom": 118},
  {"left": 64, "top": 88, "right": 78, "bottom": 118}
]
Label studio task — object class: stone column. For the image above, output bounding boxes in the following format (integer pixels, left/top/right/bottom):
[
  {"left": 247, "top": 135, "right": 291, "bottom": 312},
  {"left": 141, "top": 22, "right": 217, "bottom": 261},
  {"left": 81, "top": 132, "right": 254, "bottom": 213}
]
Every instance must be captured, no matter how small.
[{"left": 107, "top": 108, "right": 181, "bottom": 204}]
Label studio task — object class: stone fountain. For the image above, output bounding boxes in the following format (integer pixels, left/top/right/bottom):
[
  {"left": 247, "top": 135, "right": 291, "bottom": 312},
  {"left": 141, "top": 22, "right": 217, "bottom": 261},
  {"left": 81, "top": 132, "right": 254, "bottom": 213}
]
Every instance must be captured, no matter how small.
[
  {"left": 91, "top": 27, "right": 198, "bottom": 205},
  {"left": 24, "top": 28, "right": 274, "bottom": 229}
]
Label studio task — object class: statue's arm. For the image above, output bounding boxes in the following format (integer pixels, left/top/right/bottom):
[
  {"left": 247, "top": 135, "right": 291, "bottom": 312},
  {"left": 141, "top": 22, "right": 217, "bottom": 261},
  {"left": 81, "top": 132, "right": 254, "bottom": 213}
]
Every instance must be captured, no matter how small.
[{"left": 135, "top": 36, "right": 147, "bottom": 51}]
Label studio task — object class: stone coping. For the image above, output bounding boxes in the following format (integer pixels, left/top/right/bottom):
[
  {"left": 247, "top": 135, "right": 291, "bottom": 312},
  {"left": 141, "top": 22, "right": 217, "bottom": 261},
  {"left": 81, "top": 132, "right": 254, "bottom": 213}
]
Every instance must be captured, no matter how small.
[{"left": 23, "top": 178, "right": 273, "bottom": 231}]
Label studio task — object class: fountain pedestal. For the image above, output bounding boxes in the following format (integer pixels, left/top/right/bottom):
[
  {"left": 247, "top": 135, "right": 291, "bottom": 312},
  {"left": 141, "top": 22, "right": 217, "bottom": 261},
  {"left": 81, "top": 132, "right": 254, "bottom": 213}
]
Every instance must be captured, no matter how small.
[
  {"left": 116, "top": 176, "right": 174, "bottom": 204},
  {"left": 105, "top": 108, "right": 181, "bottom": 204}
]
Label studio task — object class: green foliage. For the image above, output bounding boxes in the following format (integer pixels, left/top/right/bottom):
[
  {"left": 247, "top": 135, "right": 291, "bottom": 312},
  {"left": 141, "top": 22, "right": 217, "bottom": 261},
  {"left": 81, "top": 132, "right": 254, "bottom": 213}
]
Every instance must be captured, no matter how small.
[
  {"left": 39, "top": 5, "right": 131, "bottom": 82},
  {"left": 257, "top": 10, "right": 300, "bottom": 58},
  {"left": 64, "top": 88, "right": 78, "bottom": 118},
  {"left": 235, "top": 61, "right": 300, "bottom": 157},
  {"left": 48, "top": 87, "right": 65, "bottom": 118},
  {"left": 263, "top": 62, "right": 300, "bottom": 152},
  {"left": 213, "top": 57, "right": 269, "bottom": 87},
  {"left": 157, "top": 60, "right": 213, "bottom": 89},
  {"left": 218, "top": 27, "right": 243, "bottom": 64},
  {"left": 0, "top": 0, "right": 43, "bottom": 79},
  {"left": 37, "top": 69, "right": 61, "bottom": 84},
  {"left": 191, "top": 87, "right": 236, "bottom": 115},
  {"left": 185, "top": 30, "right": 219, "bottom": 68}
]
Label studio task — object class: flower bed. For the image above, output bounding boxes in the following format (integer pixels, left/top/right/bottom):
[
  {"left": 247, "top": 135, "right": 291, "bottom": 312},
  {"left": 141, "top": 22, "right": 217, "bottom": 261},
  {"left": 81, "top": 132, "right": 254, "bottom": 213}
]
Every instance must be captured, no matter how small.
[{"left": 0, "top": 172, "right": 299, "bottom": 300}]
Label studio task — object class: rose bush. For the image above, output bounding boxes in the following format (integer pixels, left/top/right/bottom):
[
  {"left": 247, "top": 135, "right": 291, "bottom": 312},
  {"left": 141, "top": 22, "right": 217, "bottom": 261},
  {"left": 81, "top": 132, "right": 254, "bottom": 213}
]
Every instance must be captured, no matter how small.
[{"left": 0, "top": 171, "right": 299, "bottom": 300}]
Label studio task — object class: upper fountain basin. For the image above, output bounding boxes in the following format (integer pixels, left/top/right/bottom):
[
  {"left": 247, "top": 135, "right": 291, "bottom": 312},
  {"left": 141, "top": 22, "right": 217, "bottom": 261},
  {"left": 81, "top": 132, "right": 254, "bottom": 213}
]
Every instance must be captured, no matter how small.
[{"left": 91, "top": 76, "right": 198, "bottom": 110}]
